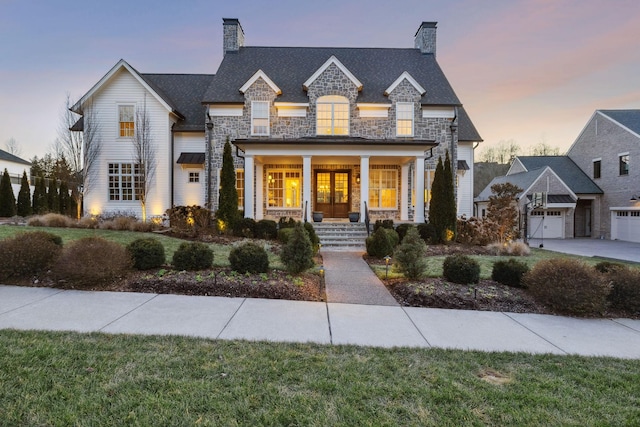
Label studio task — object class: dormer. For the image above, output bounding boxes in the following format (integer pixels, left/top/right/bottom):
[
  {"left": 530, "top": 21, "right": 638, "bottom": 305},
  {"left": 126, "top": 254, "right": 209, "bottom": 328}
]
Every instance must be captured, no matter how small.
[
  {"left": 303, "top": 56, "right": 363, "bottom": 91},
  {"left": 384, "top": 71, "right": 425, "bottom": 97}
]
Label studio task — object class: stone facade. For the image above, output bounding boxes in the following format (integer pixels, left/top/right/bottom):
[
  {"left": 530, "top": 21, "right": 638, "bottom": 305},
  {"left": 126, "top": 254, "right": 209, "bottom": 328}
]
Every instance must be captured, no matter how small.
[{"left": 414, "top": 22, "right": 437, "bottom": 55}]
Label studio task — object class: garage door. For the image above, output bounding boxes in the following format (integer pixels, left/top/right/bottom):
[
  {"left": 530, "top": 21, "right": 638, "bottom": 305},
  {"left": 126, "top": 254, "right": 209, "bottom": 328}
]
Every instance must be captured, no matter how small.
[
  {"left": 530, "top": 210, "right": 564, "bottom": 239},
  {"left": 611, "top": 211, "right": 640, "bottom": 243}
]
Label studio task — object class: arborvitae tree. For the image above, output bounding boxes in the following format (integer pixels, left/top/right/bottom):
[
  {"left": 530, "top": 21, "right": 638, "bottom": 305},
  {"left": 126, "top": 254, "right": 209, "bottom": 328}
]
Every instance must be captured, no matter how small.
[
  {"left": 32, "top": 176, "right": 47, "bottom": 214},
  {"left": 16, "top": 171, "right": 32, "bottom": 217},
  {"left": 280, "top": 222, "right": 315, "bottom": 274},
  {"left": 47, "top": 178, "right": 59, "bottom": 213},
  {"left": 394, "top": 226, "right": 428, "bottom": 280},
  {"left": 443, "top": 150, "right": 457, "bottom": 238},
  {"left": 58, "top": 181, "right": 70, "bottom": 216},
  {"left": 0, "top": 168, "right": 16, "bottom": 217},
  {"left": 217, "top": 137, "right": 239, "bottom": 227},
  {"left": 428, "top": 156, "right": 446, "bottom": 243}
]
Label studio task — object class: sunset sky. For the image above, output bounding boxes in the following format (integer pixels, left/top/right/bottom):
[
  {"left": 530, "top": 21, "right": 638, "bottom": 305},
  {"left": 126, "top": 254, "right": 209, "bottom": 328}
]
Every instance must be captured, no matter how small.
[{"left": 1, "top": 0, "right": 639, "bottom": 160}]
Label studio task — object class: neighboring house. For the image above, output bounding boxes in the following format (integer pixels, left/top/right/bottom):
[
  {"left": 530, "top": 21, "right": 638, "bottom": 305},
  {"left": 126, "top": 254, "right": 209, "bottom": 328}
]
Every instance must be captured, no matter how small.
[
  {"left": 476, "top": 109, "right": 640, "bottom": 242},
  {"left": 72, "top": 18, "right": 482, "bottom": 222},
  {"left": 0, "top": 149, "right": 31, "bottom": 199}
]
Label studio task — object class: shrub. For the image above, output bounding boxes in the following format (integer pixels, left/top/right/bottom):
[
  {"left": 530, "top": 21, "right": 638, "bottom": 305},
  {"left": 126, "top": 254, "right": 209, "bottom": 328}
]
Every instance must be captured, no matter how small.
[
  {"left": 229, "top": 242, "right": 269, "bottom": 274},
  {"left": 30, "top": 213, "right": 73, "bottom": 228},
  {"left": 255, "top": 219, "right": 278, "bottom": 239},
  {"left": 395, "top": 223, "right": 411, "bottom": 244},
  {"left": 491, "top": 258, "right": 530, "bottom": 288},
  {"left": 523, "top": 259, "right": 611, "bottom": 315},
  {"left": 127, "top": 238, "right": 166, "bottom": 270},
  {"left": 76, "top": 216, "right": 99, "bottom": 229},
  {"left": 594, "top": 261, "right": 625, "bottom": 274},
  {"left": 100, "top": 216, "right": 137, "bottom": 231},
  {"left": 366, "top": 227, "right": 399, "bottom": 259},
  {"left": 167, "top": 205, "right": 211, "bottom": 231},
  {"left": 130, "top": 221, "right": 156, "bottom": 232},
  {"left": 606, "top": 267, "right": 640, "bottom": 313},
  {"left": 0, "top": 232, "right": 63, "bottom": 280},
  {"left": 373, "top": 219, "right": 394, "bottom": 232},
  {"left": 233, "top": 217, "right": 257, "bottom": 238},
  {"left": 172, "top": 242, "right": 213, "bottom": 271},
  {"left": 52, "top": 237, "right": 131, "bottom": 286},
  {"left": 304, "top": 222, "right": 320, "bottom": 254},
  {"left": 277, "top": 228, "right": 294, "bottom": 244},
  {"left": 280, "top": 222, "right": 314, "bottom": 274},
  {"left": 455, "top": 216, "right": 497, "bottom": 246},
  {"left": 486, "top": 241, "right": 531, "bottom": 256},
  {"left": 443, "top": 254, "right": 480, "bottom": 284},
  {"left": 278, "top": 217, "right": 297, "bottom": 229},
  {"left": 417, "top": 223, "right": 437, "bottom": 244},
  {"left": 393, "top": 227, "right": 428, "bottom": 280}
]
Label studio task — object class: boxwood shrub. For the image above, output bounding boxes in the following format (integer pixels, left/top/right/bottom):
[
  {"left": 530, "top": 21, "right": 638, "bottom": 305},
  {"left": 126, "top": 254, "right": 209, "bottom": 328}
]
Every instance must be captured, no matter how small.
[
  {"left": 229, "top": 242, "right": 269, "bottom": 274},
  {"left": 127, "top": 238, "right": 166, "bottom": 270},
  {"left": 172, "top": 242, "right": 213, "bottom": 271}
]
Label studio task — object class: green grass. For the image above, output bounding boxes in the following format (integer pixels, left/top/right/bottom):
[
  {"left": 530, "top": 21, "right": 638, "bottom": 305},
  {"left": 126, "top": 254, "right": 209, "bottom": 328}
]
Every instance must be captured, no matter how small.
[
  {"left": 372, "top": 248, "right": 640, "bottom": 280},
  {"left": 0, "top": 330, "right": 638, "bottom": 426},
  {"left": 0, "top": 225, "right": 284, "bottom": 269}
]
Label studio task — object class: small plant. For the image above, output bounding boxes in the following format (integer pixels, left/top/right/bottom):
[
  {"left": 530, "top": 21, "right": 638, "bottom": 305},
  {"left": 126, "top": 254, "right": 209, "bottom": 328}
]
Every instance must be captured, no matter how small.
[
  {"left": 606, "top": 266, "right": 640, "bottom": 313},
  {"left": 491, "top": 258, "right": 530, "bottom": 288},
  {"left": 366, "top": 227, "right": 399, "bottom": 259},
  {"left": 277, "top": 228, "right": 294, "bottom": 244},
  {"left": 443, "top": 254, "right": 480, "bottom": 284},
  {"left": 229, "top": 242, "right": 269, "bottom": 274},
  {"left": 523, "top": 259, "right": 611, "bottom": 316},
  {"left": 233, "top": 217, "right": 257, "bottom": 238},
  {"left": 280, "top": 222, "right": 314, "bottom": 274},
  {"left": 303, "top": 222, "right": 320, "bottom": 254},
  {"left": 373, "top": 219, "right": 394, "bottom": 232},
  {"left": 172, "top": 242, "right": 213, "bottom": 271},
  {"left": 393, "top": 226, "right": 427, "bottom": 280},
  {"left": 126, "top": 238, "right": 166, "bottom": 270},
  {"left": 0, "top": 231, "right": 63, "bottom": 280},
  {"left": 52, "top": 237, "right": 132, "bottom": 286},
  {"left": 255, "top": 219, "right": 278, "bottom": 239}
]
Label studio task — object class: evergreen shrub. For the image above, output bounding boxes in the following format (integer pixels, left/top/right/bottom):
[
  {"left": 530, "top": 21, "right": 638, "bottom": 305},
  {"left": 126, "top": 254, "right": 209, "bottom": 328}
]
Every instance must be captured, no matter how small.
[
  {"left": 606, "top": 267, "right": 640, "bottom": 313},
  {"left": 127, "top": 238, "right": 166, "bottom": 270},
  {"left": 229, "top": 242, "right": 269, "bottom": 274},
  {"left": 255, "top": 219, "right": 278, "bottom": 239},
  {"left": 366, "top": 227, "right": 399, "bottom": 259},
  {"left": 443, "top": 254, "right": 480, "bottom": 284},
  {"left": 393, "top": 227, "right": 427, "bottom": 280},
  {"left": 280, "top": 222, "right": 314, "bottom": 274},
  {"left": 233, "top": 217, "right": 257, "bottom": 238},
  {"left": 491, "top": 258, "right": 529, "bottom": 288},
  {"left": 172, "top": 242, "right": 213, "bottom": 271},
  {"left": 0, "top": 231, "right": 62, "bottom": 280}
]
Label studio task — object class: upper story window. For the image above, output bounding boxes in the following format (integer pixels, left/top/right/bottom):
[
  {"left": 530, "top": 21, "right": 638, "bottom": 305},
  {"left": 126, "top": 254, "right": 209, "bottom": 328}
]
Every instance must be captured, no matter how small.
[
  {"left": 619, "top": 153, "right": 629, "bottom": 176},
  {"left": 396, "top": 102, "right": 414, "bottom": 136},
  {"left": 119, "top": 105, "right": 134, "bottom": 137},
  {"left": 593, "top": 159, "right": 601, "bottom": 179},
  {"left": 316, "top": 95, "right": 349, "bottom": 136},
  {"left": 251, "top": 101, "right": 269, "bottom": 136}
]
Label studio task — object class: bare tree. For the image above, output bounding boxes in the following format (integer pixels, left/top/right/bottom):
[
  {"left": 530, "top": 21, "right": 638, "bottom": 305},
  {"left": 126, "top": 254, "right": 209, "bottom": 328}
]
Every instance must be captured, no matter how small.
[
  {"left": 4, "top": 137, "right": 22, "bottom": 157},
  {"left": 132, "top": 97, "right": 156, "bottom": 223},
  {"left": 479, "top": 139, "right": 520, "bottom": 164},
  {"left": 58, "top": 93, "right": 102, "bottom": 218},
  {"left": 529, "top": 141, "right": 561, "bottom": 156}
]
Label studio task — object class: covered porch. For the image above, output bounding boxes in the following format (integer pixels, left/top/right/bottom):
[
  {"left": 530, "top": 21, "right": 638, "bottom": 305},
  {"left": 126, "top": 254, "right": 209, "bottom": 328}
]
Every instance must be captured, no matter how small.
[{"left": 233, "top": 139, "right": 437, "bottom": 223}]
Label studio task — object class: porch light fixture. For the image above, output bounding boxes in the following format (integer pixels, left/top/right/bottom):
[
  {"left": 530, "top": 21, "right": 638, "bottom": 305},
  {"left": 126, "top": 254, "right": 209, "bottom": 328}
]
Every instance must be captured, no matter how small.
[{"left": 356, "top": 173, "right": 361, "bottom": 184}]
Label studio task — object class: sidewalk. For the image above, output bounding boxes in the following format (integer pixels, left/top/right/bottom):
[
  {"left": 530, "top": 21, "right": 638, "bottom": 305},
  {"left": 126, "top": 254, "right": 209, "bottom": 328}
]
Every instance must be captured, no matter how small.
[{"left": 1, "top": 285, "right": 640, "bottom": 359}]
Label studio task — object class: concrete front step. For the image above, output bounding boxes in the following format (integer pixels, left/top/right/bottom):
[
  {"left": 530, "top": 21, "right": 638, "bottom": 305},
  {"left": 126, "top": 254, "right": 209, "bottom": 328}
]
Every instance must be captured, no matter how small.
[{"left": 313, "top": 222, "right": 369, "bottom": 249}]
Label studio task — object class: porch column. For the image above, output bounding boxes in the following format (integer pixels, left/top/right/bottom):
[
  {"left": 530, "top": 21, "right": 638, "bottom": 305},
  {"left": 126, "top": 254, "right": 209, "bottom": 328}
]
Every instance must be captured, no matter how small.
[
  {"left": 244, "top": 155, "right": 254, "bottom": 219},
  {"left": 401, "top": 162, "right": 410, "bottom": 221},
  {"left": 255, "top": 163, "right": 263, "bottom": 220},
  {"left": 414, "top": 155, "right": 425, "bottom": 223},
  {"left": 360, "top": 156, "right": 370, "bottom": 222},
  {"left": 302, "top": 155, "right": 312, "bottom": 222}
]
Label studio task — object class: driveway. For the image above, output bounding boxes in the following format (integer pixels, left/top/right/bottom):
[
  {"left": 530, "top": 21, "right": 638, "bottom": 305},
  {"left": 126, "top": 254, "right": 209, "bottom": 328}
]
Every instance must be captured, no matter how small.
[{"left": 528, "top": 238, "right": 640, "bottom": 263}]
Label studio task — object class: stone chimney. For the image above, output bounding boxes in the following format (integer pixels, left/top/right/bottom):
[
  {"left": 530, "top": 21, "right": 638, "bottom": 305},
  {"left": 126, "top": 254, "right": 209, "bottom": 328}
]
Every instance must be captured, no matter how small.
[
  {"left": 223, "top": 18, "right": 244, "bottom": 55},
  {"left": 414, "top": 22, "right": 437, "bottom": 56}
]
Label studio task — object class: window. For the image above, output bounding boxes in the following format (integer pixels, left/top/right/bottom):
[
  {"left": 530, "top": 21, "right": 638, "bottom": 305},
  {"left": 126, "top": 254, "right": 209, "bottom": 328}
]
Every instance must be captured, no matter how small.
[
  {"left": 188, "top": 172, "right": 200, "bottom": 183},
  {"left": 316, "top": 95, "right": 349, "bottom": 135},
  {"left": 619, "top": 154, "right": 629, "bottom": 176},
  {"left": 369, "top": 169, "right": 398, "bottom": 209},
  {"left": 108, "top": 163, "right": 141, "bottom": 201},
  {"left": 119, "top": 105, "right": 134, "bottom": 137},
  {"left": 593, "top": 159, "right": 601, "bottom": 179},
  {"left": 267, "top": 170, "right": 301, "bottom": 208},
  {"left": 251, "top": 101, "right": 269, "bottom": 135},
  {"left": 236, "top": 169, "right": 244, "bottom": 208},
  {"left": 396, "top": 102, "right": 414, "bottom": 136}
]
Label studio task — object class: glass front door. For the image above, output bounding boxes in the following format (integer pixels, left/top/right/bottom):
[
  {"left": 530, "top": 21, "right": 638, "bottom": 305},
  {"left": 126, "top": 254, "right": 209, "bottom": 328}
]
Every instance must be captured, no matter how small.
[{"left": 314, "top": 170, "right": 350, "bottom": 218}]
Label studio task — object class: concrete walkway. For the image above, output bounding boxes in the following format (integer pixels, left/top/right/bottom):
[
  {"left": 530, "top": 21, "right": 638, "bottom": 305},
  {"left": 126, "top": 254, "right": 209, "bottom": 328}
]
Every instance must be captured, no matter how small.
[
  {"left": 529, "top": 238, "right": 640, "bottom": 263},
  {"left": 322, "top": 251, "right": 398, "bottom": 306},
  {"left": 1, "top": 285, "right": 640, "bottom": 359}
]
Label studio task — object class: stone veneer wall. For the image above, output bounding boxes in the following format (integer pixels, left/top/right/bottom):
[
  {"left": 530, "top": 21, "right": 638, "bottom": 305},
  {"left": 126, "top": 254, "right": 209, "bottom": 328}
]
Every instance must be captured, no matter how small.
[{"left": 208, "top": 65, "right": 459, "bottom": 220}]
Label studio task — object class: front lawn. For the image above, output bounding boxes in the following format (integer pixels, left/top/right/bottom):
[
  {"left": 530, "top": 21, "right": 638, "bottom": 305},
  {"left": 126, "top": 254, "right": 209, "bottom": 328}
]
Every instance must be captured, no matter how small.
[{"left": 1, "top": 330, "right": 639, "bottom": 426}]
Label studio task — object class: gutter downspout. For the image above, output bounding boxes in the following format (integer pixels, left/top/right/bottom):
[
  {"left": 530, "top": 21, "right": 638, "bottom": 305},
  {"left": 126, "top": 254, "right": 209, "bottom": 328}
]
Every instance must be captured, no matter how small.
[
  {"left": 206, "top": 120, "right": 214, "bottom": 211},
  {"left": 170, "top": 123, "right": 175, "bottom": 208}
]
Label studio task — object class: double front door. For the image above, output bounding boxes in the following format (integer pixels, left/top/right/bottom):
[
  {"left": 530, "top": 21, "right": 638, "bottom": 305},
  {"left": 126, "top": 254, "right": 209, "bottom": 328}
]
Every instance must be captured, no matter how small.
[{"left": 315, "top": 170, "right": 350, "bottom": 218}]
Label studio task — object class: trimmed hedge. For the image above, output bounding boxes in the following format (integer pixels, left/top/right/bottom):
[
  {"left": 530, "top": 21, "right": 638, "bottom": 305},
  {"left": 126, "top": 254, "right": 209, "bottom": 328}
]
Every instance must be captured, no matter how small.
[
  {"left": 229, "top": 242, "right": 269, "bottom": 274},
  {"left": 127, "top": 238, "right": 166, "bottom": 270},
  {"left": 172, "top": 242, "right": 213, "bottom": 271},
  {"left": 491, "top": 258, "right": 530, "bottom": 288},
  {"left": 443, "top": 254, "right": 480, "bottom": 284}
]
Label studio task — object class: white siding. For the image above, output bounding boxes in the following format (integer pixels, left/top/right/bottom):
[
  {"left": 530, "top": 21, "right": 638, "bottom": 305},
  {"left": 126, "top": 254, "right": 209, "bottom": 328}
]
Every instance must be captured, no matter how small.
[
  {"left": 173, "top": 132, "right": 205, "bottom": 207},
  {"left": 457, "top": 142, "right": 474, "bottom": 217},
  {"left": 0, "top": 159, "right": 31, "bottom": 199},
  {"left": 84, "top": 68, "right": 172, "bottom": 219}
]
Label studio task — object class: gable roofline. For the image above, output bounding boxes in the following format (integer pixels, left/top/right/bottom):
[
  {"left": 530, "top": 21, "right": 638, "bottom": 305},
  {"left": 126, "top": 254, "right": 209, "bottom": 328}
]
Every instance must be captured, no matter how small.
[
  {"left": 598, "top": 110, "right": 640, "bottom": 139},
  {"left": 506, "top": 157, "right": 527, "bottom": 175},
  {"left": 566, "top": 110, "right": 600, "bottom": 154},
  {"left": 0, "top": 148, "right": 31, "bottom": 166},
  {"left": 302, "top": 55, "right": 363, "bottom": 91},
  {"left": 519, "top": 166, "right": 577, "bottom": 201},
  {"left": 384, "top": 71, "right": 426, "bottom": 96},
  {"left": 239, "top": 69, "right": 282, "bottom": 95},
  {"left": 71, "top": 59, "right": 175, "bottom": 116}
]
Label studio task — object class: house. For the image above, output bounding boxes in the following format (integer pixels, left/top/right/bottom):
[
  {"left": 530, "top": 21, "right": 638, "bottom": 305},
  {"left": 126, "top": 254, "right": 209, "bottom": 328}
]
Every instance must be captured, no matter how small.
[
  {"left": 0, "top": 148, "right": 31, "bottom": 199},
  {"left": 475, "top": 109, "right": 640, "bottom": 243},
  {"left": 72, "top": 19, "right": 482, "bottom": 223}
]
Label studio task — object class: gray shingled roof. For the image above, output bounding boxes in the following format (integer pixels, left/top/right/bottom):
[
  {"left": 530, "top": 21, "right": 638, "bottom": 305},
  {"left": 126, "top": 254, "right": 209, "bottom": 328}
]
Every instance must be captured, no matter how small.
[
  {"left": 142, "top": 74, "right": 214, "bottom": 132},
  {"left": 204, "top": 46, "right": 482, "bottom": 141},
  {"left": 0, "top": 149, "right": 31, "bottom": 166},
  {"left": 517, "top": 156, "right": 603, "bottom": 194},
  {"left": 599, "top": 110, "right": 640, "bottom": 136}
]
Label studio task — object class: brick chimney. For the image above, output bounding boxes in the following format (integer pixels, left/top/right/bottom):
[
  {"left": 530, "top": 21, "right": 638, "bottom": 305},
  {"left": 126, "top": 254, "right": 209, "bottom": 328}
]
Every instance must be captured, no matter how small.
[
  {"left": 414, "top": 22, "right": 437, "bottom": 56},
  {"left": 223, "top": 18, "right": 244, "bottom": 55}
]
